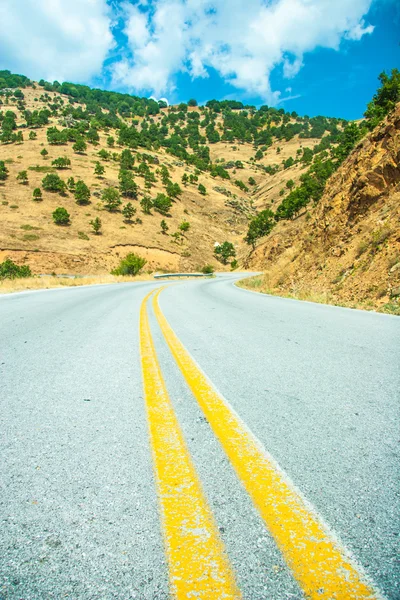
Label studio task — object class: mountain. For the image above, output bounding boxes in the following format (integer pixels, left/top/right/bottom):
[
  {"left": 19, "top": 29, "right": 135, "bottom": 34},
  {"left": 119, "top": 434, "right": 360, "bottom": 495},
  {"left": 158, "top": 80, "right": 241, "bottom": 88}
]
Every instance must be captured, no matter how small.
[
  {"left": 0, "top": 70, "right": 346, "bottom": 275},
  {"left": 243, "top": 103, "right": 400, "bottom": 313}
]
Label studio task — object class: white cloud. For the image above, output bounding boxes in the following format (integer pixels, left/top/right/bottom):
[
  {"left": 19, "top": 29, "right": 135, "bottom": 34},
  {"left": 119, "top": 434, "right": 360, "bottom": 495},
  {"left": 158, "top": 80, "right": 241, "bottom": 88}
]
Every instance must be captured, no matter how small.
[
  {"left": 112, "top": 0, "right": 376, "bottom": 102},
  {"left": 0, "top": 0, "right": 114, "bottom": 83}
]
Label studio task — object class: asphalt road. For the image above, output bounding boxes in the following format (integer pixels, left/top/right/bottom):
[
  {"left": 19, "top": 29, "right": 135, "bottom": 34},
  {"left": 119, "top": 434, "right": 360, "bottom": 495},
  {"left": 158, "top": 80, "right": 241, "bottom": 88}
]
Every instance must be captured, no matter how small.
[{"left": 1, "top": 274, "right": 399, "bottom": 599}]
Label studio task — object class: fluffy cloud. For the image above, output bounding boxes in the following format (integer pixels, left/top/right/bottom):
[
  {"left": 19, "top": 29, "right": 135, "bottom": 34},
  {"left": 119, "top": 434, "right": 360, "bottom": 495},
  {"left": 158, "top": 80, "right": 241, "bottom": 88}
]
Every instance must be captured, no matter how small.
[
  {"left": 0, "top": 0, "right": 114, "bottom": 83},
  {"left": 112, "top": 0, "right": 375, "bottom": 102}
]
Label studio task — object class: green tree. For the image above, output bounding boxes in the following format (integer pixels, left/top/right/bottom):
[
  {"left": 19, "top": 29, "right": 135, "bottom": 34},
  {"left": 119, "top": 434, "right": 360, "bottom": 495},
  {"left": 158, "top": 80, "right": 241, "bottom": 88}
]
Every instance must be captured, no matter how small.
[
  {"left": 102, "top": 187, "right": 121, "bottom": 212},
  {"left": 255, "top": 149, "right": 263, "bottom": 161},
  {"left": 179, "top": 221, "right": 190, "bottom": 233},
  {"left": 201, "top": 264, "right": 214, "bottom": 274},
  {"left": 181, "top": 173, "right": 189, "bottom": 186},
  {"left": 165, "top": 180, "right": 181, "bottom": 198},
  {"left": 52, "top": 207, "right": 70, "bottom": 225},
  {"left": 90, "top": 216, "right": 102, "bottom": 234},
  {"left": 111, "top": 253, "right": 146, "bottom": 276},
  {"left": 248, "top": 177, "right": 256, "bottom": 186},
  {"left": 153, "top": 193, "right": 172, "bottom": 215},
  {"left": 122, "top": 202, "right": 136, "bottom": 222},
  {"left": 214, "top": 241, "right": 236, "bottom": 265},
  {"left": 67, "top": 176, "right": 75, "bottom": 192},
  {"left": 0, "top": 258, "right": 31, "bottom": 280},
  {"left": 160, "top": 220, "right": 169, "bottom": 234},
  {"left": 52, "top": 157, "right": 71, "bottom": 169},
  {"left": 107, "top": 136, "right": 115, "bottom": 147},
  {"left": 40, "top": 148, "right": 48, "bottom": 159},
  {"left": 33, "top": 187, "right": 42, "bottom": 201},
  {"left": 29, "top": 131, "right": 37, "bottom": 140},
  {"left": 98, "top": 148, "right": 110, "bottom": 160},
  {"left": 119, "top": 170, "right": 138, "bottom": 198},
  {"left": 286, "top": 179, "right": 295, "bottom": 190},
  {"left": 16, "top": 170, "right": 28, "bottom": 184},
  {"left": 245, "top": 209, "right": 275, "bottom": 247},
  {"left": 74, "top": 180, "right": 91, "bottom": 205},
  {"left": 198, "top": 183, "right": 206, "bottom": 195},
  {"left": 188, "top": 99, "right": 198, "bottom": 107},
  {"left": 0, "top": 161, "right": 9, "bottom": 180},
  {"left": 140, "top": 195, "right": 153, "bottom": 214},
  {"left": 42, "top": 173, "right": 66, "bottom": 194},
  {"left": 364, "top": 69, "right": 400, "bottom": 129},
  {"left": 72, "top": 138, "right": 87, "bottom": 153},
  {"left": 120, "top": 149, "right": 135, "bottom": 170},
  {"left": 94, "top": 162, "right": 105, "bottom": 177}
]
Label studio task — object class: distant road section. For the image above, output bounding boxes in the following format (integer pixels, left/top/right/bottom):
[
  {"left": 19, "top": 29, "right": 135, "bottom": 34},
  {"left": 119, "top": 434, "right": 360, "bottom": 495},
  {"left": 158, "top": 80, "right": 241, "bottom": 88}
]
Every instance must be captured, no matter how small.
[{"left": 1, "top": 274, "right": 399, "bottom": 599}]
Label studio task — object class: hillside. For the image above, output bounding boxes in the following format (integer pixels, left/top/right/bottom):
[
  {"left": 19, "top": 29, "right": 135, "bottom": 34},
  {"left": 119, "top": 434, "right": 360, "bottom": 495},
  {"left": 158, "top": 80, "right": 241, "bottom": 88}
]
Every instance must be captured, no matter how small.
[
  {"left": 243, "top": 103, "right": 400, "bottom": 312},
  {"left": 0, "top": 70, "right": 344, "bottom": 275}
]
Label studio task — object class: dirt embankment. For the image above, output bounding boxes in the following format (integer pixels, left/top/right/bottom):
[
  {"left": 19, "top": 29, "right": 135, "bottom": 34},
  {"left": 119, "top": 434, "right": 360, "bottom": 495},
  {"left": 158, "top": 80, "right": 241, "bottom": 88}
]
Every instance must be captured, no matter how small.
[{"left": 244, "top": 105, "right": 400, "bottom": 312}]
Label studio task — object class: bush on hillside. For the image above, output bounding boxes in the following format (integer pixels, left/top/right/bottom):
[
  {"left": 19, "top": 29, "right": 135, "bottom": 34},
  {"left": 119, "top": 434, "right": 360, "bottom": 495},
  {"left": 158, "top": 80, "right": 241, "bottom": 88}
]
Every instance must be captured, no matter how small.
[
  {"left": 0, "top": 258, "right": 31, "bottom": 279},
  {"left": 111, "top": 253, "right": 146, "bottom": 276}
]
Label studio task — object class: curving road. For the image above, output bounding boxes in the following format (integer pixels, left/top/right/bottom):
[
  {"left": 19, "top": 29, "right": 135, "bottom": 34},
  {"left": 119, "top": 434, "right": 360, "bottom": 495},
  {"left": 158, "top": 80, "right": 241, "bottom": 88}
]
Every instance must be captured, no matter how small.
[{"left": 1, "top": 274, "right": 399, "bottom": 599}]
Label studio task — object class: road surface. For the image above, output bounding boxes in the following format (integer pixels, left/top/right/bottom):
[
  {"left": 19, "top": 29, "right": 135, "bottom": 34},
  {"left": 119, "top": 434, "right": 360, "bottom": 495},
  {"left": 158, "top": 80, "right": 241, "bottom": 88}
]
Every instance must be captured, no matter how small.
[{"left": 1, "top": 274, "right": 399, "bottom": 599}]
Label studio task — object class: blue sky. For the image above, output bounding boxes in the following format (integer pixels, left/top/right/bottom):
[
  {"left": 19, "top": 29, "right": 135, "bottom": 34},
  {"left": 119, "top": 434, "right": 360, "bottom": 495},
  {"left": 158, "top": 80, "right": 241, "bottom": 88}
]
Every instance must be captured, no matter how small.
[{"left": 0, "top": 0, "right": 398, "bottom": 119}]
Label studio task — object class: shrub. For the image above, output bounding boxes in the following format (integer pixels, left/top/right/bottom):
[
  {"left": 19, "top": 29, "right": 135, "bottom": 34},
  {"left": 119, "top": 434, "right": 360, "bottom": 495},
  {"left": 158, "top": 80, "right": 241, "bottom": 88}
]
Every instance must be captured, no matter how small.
[
  {"left": 40, "top": 148, "right": 48, "bottom": 158},
  {"left": 42, "top": 173, "right": 66, "bottom": 194},
  {"left": 90, "top": 217, "right": 102, "bottom": 234},
  {"left": 111, "top": 253, "right": 146, "bottom": 276},
  {"left": 0, "top": 160, "right": 9, "bottom": 180},
  {"left": 230, "top": 259, "right": 238, "bottom": 270},
  {"left": 74, "top": 180, "right": 91, "bottom": 205},
  {"left": 72, "top": 138, "right": 87, "bottom": 153},
  {"left": 17, "top": 170, "right": 28, "bottom": 184},
  {"left": 179, "top": 221, "right": 190, "bottom": 232},
  {"left": 248, "top": 177, "right": 256, "bottom": 186},
  {"left": 153, "top": 193, "right": 172, "bottom": 215},
  {"left": 94, "top": 162, "right": 105, "bottom": 177},
  {"left": 52, "top": 157, "right": 71, "bottom": 169},
  {"left": 33, "top": 188, "right": 42, "bottom": 201},
  {"left": 140, "top": 195, "right": 153, "bottom": 214},
  {"left": 201, "top": 264, "right": 214, "bottom": 274},
  {"left": 160, "top": 219, "right": 169, "bottom": 233},
  {"left": 122, "top": 202, "right": 136, "bottom": 222},
  {"left": 0, "top": 258, "right": 32, "bottom": 280},
  {"left": 198, "top": 183, "right": 206, "bottom": 195},
  {"left": 102, "top": 187, "right": 121, "bottom": 211},
  {"left": 52, "top": 207, "right": 70, "bottom": 225}
]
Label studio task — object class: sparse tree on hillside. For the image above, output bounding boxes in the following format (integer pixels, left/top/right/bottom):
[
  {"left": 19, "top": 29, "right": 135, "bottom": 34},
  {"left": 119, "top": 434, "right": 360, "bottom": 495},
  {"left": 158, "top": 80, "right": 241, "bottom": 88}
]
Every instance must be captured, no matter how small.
[
  {"left": 160, "top": 220, "right": 169, "bottom": 234},
  {"left": 122, "top": 202, "right": 136, "bottom": 222},
  {"left": 67, "top": 176, "right": 75, "bottom": 192},
  {"left": 40, "top": 148, "right": 48, "bottom": 159},
  {"left": 98, "top": 149, "right": 110, "bottom": 160},
  {"left": 286, "top": 179, "right": 295, "bottom": 190},
  {"left": 52, "top": 157, "right": 71, "bottom": 169},
  {"left": 52, "top": 207, "right": 70, "bottom": 225},
  {"left": 140, "top": 195, "right": 153, "bottom": 214},
  {"left": 198, "top": 183, "right": 206, "bottom": 195},
  {"left": 214, "top": 241, "right": 236, "bottom": 265},
  {"left": 188, "top": 99, "right": 198, "bottom": 107},
  {"left": 248, "top": 177, "right": 256, "bottom": 186},
  {"left": 17, "top": 170, "right": 28, "bottom": 184},
  {"left": 94, "top": 162, "right": 105, "bottom": 177},
  {"left": 73, "top": 138, "right": 87, "bottom": 154},
  {"left": 119, "top": 170, "right": 138, "bottom": 198},
  {"left": 120, "top": 149, "right": 135, "bottom": 170},
  {"left": 74, "top": 180, "right": 91, "bottom": 205},
  {"left": 90, "top": 217, "right": 102, "bottom": 235},
  {"left": 179, "top": 221, "right": 190, "bottom": 233},
  {"left": 42, "top": 173, "right": 66, "bottom": 194},
  {"left": 0, "top": 161, "right": 9, "bottom": 181},
  {"left": 29, "top": 131, "right": 37, "bottom": 140},
  {"left": 102, "top": 187, "right": 121, "bottom": 212},
  {"left": 153, "top": 193, "right": 172, "bottom": 216},
  {"left": 181, "top": 173, "right": 189, "bottom": 186},
  {"left": 107, "top": 136, "right": 115, "bottom": 147},
  {"left": 33, "top": 188, "right": 42, "bottom": 201}
]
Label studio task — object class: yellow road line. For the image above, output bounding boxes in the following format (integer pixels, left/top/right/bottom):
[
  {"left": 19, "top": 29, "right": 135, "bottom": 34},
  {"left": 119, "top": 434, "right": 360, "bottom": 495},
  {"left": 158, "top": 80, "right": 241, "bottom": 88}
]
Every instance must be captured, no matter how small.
[
  {"left": 139, "top": 289, "right": 241, "bottom": 599},
  {"left": 152, "top": 288, "right": 382, "bottom": 600}
]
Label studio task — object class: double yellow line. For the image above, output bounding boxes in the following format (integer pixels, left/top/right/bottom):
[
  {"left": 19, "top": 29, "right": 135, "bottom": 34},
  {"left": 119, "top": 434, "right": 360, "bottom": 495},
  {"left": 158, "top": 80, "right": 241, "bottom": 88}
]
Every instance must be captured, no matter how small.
[{"left": 140, "top": 287, "right": 382, "bottom": 600}]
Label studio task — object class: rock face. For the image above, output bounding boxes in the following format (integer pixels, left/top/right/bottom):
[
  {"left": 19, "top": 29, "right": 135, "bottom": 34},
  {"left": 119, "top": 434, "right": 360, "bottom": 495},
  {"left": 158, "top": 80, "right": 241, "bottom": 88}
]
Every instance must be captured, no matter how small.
[{"left": 246, "top": 104, "right": 400, "bottom": 309}]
